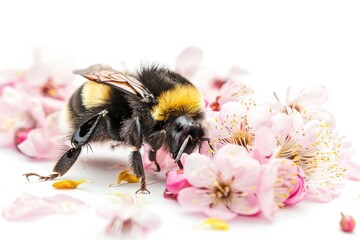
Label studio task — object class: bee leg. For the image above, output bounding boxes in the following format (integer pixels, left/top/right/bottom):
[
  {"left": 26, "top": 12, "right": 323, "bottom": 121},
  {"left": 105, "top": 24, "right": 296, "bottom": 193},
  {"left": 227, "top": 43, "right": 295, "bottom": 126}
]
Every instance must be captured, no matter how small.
[
  {"left": 147, "top": 130, "right": 166, "bottom": 172},
  {"left": 23, "top": 110, "right": 106, "bottom": 181},
  {"left": 126, "top": 117, "right": 149, "bottom": 194},
  {"left": 148, "top": 150, "right": 160, "bottom": 172},
  {"left": 199, "top": 137, "right": 214, "bottom": 155}
]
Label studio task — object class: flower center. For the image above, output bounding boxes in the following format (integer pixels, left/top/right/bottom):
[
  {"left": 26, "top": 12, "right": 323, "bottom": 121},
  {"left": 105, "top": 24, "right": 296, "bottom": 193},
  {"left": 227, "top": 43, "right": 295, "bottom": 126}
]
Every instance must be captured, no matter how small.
[
  {"left": 42, "top": 79, "right": 59, "bottom": 98},
  {"left": 210, "top": 180, "right": 231, "bottom": 208},
  {"left": 229, "top": 130, "right": 254, "bottom": 149}
]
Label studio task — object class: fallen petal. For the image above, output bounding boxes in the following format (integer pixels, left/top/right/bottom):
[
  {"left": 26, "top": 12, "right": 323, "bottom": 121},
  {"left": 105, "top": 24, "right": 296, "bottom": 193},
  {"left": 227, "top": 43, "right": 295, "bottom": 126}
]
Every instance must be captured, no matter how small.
[
  {"left": 52, "top": 179, "right": 91, "bottom": 189},
  {"left": 109, "top": 169, "right": 139, "bottom": 187},
  {"left": 2, "top": 193, "right": 88, "bottom": 221},
  {"left": 198, "top": 218, "right": 229, "bottom": 231}
]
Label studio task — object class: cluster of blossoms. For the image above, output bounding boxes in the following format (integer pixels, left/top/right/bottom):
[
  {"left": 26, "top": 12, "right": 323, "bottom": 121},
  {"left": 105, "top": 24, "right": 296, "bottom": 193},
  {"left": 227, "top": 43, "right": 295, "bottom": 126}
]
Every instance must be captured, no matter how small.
[
  {"left": 161, "top": 47, "right": 358, "bottom": 220},
  {"left": 0, "top": 56, "right": 77, "bottom": 159},
  {"left": 1, "top": 47, "right": 359, "bottom": 223}
]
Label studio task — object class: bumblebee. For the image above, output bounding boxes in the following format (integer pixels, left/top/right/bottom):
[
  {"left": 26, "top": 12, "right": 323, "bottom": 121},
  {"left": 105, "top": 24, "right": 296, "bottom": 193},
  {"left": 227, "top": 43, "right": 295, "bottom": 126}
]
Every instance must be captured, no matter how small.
[{"left": 24, "top": 64, "right": 206, "bottom": 193}]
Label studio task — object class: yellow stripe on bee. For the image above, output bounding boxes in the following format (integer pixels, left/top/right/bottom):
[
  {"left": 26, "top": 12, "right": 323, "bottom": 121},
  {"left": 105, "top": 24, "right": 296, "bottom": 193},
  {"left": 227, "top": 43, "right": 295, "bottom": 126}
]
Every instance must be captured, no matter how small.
[
  {"left": 81, "top": 81, "right": 111, "bottom": 109},
  {"left": 151, "top": 84, "right": 203, "bottom": 121}
]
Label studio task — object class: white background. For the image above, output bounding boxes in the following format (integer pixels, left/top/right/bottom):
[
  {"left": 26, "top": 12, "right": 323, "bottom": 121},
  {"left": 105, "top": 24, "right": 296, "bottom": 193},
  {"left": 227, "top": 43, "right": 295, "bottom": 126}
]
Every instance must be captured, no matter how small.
[{"left": 1, "top": 0, "right": 360, "bottom": 239}]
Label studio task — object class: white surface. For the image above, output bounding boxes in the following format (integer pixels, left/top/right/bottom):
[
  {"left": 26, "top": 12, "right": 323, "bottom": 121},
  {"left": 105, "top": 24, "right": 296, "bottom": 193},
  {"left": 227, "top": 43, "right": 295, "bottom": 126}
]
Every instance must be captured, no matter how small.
[{"left": 1, "top": 0, "right": 360, "bottom": 239}]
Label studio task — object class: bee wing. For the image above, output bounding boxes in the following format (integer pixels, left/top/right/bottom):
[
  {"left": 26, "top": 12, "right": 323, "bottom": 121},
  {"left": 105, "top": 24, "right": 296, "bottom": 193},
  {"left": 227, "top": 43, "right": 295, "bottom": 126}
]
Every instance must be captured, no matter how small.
[{"left": 73, "top": 64, "right": 151, "bottom": 99}]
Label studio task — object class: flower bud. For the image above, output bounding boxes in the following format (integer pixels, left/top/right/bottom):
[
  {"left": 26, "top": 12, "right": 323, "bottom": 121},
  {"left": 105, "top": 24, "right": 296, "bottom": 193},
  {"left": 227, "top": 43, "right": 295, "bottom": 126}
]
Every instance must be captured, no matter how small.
[{"left": 340, "top": 213, "right": 356, "bottom": 233}]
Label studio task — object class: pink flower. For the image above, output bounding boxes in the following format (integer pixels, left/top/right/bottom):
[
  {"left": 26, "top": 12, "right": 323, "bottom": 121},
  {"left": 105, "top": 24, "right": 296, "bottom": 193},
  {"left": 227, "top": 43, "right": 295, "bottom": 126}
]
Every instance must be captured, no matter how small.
[
  {"left": 97, "top": 202, "right": 161, "bottom": 238},
  {"left": 205, "top": 101, "right": 274, "bottom": 155},
  {"left": 258, "top": 158, "right": 307, "bottom": 219},
  {"left": 17, "top": 112, "right": 64, "bottom": 159},
  {"left": 177, "top": 144, "right": 261, "bottom": 220},
  {"left": 2, "top": 193, "right": 88, "bottom": 221},
  {"left": 274, "top": 85, "right": 336, "bottom": 128},
  {"left": 273, "top": 110, "right": 346, "bottom": 202},
  {"left": 0, "top": 56, "right": 76, "bottom": 159}
]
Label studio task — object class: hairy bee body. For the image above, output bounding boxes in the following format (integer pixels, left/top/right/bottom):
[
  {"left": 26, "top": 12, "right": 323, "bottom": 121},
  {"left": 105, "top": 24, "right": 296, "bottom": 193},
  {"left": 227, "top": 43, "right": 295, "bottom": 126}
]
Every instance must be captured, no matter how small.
[
  {"left": 25, "top": 65, "right": 206, "bottom": 193},
  {"left": 62, "top": 66, "right": 205, "bottom": 147}
]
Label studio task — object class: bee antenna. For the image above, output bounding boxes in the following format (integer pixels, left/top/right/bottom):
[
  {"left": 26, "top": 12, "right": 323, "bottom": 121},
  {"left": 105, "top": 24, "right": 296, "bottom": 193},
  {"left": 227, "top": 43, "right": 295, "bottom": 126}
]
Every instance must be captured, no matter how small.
[{"left": 174, "top": 135, "right": 192, "bottom": 163}]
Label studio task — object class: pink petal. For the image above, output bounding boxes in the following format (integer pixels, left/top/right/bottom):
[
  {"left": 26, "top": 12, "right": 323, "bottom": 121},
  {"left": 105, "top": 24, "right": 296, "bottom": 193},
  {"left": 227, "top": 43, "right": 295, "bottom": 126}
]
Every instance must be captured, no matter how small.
[
  {"left": 29, "top": 98, "right": 47, "bottom": 127},
  {"left": 17, "top": 128, "right": 60, "bottom": 159},
  {"left": 271, "top": 113, "right": 292, "bottom": 137},
  {"left": 165, "top": 170, "right": 191, "bottom": 195},
  {"left": 228, "top": 193, "right": 260, "bottom": 216},
  {"left": 215, "top": 145, "right": 261, "bottom": 185},
  {"left": 24, "top": 62, "right": 52, "bottom": 87},
  {"left": 219, "top": 101, "right": 247, "bottom": 123},
  {"left": 183, "top": 153, "right": 216, "bottom": 188},
  {"left": 297, "top": 85, "right": 329, "bottom": 105},
  {"left": 133, "top": 211, "right": 161, "bottom": 231},
  {"left": 284, "top": 174, "right": 307, "bottom": 205},
  {"left": 257, "top": 159, "right": 281, "bottom": 219},
  {"left": 41, "top": 96, "right": 67, "bottom": 114},
  {"left": 254, "top": 126, "right": 277, "bottom": 157},
  {"left": 343, "top": 161, "right": 360, "bottom": 181},
  {"left": 230, "top": 158, "right": 261, "bottom": 191},
  {"left": 2, "top": 193, "right": 87, "bottom": 221},
  {"left": 247, "top": 105, "right": 272, "bottom": 129},
  {"left": 175, "top": 46, "right": 203, "bottom": 78},
  {"left": 203, "top": 202, "right": 238, "bottom": 221},
  {"left": 97, "top": 203, "right": 161, "bottom": 236},
  {"left": 177, "top": 187, "right": 213, "bottom": 213},
  {"left": 2, "top": 194, "right": 57, "bottom": 221},
  {"left": 306, "top": 185, "right": 333, "bottom": 203}
]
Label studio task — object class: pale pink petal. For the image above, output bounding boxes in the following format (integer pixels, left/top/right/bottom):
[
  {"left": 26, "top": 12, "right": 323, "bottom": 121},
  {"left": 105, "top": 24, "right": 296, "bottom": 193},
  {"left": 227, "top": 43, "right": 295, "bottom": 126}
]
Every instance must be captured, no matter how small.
[
  {"left": 343, "top": 161, "right": 360, "bottom": 181},
  {"left": 2, "top": 193, "right": 88, "bottom": 221},
  {"left": 41, "top": 97, "right": 66, "bottom": 114},
  {"left": 2, "top": 193, "right": 57, "bottom": 221},
  {"left": 133, "top": 210, "right": 162, "bottom": 231},
  {"left": 2, "top": 86, "right": 29, "bottom": 113},
  {"left": 257, "top": 159, "right": 281, "bottom": 219},
  {"left": 29, "top": 98, "right": 47, "bottom": 127},
  {"left": 306, "top": 185, "right": 333, "bottom": 203},
  {"left": 219, "top": 101, "right": 247, "bottom": 123},
  {"left": 251, "top": 149, "right": 271, "bottom": 165},
  {"left": 254, "top": 126, "right": 277, "bottom": 157},
  {"left": 218, "top": 80, "right": 253, "bottom": 104},
  {"left": 97, "top": 204, "right": 161, "bottom": 238},
  {"left": 177, "top": 187, "right": 213, "bottom": 213},
  {"left": 271, "top": 113, "right": 292, "bottom": 137},
  {"left": 24, "top": 62, "right": 51, "bottom": 87},
  {"left": 17, "top": 128, "right": 60, "bottom": 159},
  {"left": 295, "top": 85, "right": 329, "bottom": 105},
  {"left": 183, "top": 153, "right": 216, "bottom": 188},
  {"left": 247, "top": 105, "right": 272, "bottom": 129},
  {"left": 228, "top": 193, "right": 260, "bottom": 216},
  {"left": 175, "top": 46, "right": 203, "bottom": 78},
  {"left": 203, "top": 202, "right": 238, "bottom": 220},
  {"left": 287, "top": 108, "right": 304, "bottom": 131},
  {"left": 230, "top": 159, "right": 261, "bottom": 191},
  {"left": 43, "top": 112, "right": 65, "bottom": 146},
  {"left": 302, "top": 105, "right": 336, "bottom": 128},
  {"left": 215, "top": 145, "right": 260, "bottom": 183}
]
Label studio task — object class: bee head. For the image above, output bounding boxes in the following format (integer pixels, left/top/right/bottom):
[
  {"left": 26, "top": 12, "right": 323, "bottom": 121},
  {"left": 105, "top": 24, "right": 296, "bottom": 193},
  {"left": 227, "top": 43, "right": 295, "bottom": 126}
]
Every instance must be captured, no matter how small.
[{"left": 166, "top": 115, "right": 205, "bottom": 161}]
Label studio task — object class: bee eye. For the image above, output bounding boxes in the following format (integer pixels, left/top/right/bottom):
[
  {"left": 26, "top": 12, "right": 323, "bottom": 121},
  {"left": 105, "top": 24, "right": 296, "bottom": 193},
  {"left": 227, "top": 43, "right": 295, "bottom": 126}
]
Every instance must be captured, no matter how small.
[{"left": 176, "top": 124, "right": 183, "bottom": 131}]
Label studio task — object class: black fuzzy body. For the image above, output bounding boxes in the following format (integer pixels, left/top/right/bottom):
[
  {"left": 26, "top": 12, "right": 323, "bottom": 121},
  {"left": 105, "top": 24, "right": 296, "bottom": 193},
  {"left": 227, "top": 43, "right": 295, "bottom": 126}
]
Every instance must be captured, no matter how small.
[{"left": 64, "top": 66, "right": 205, "bottom": 152}]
